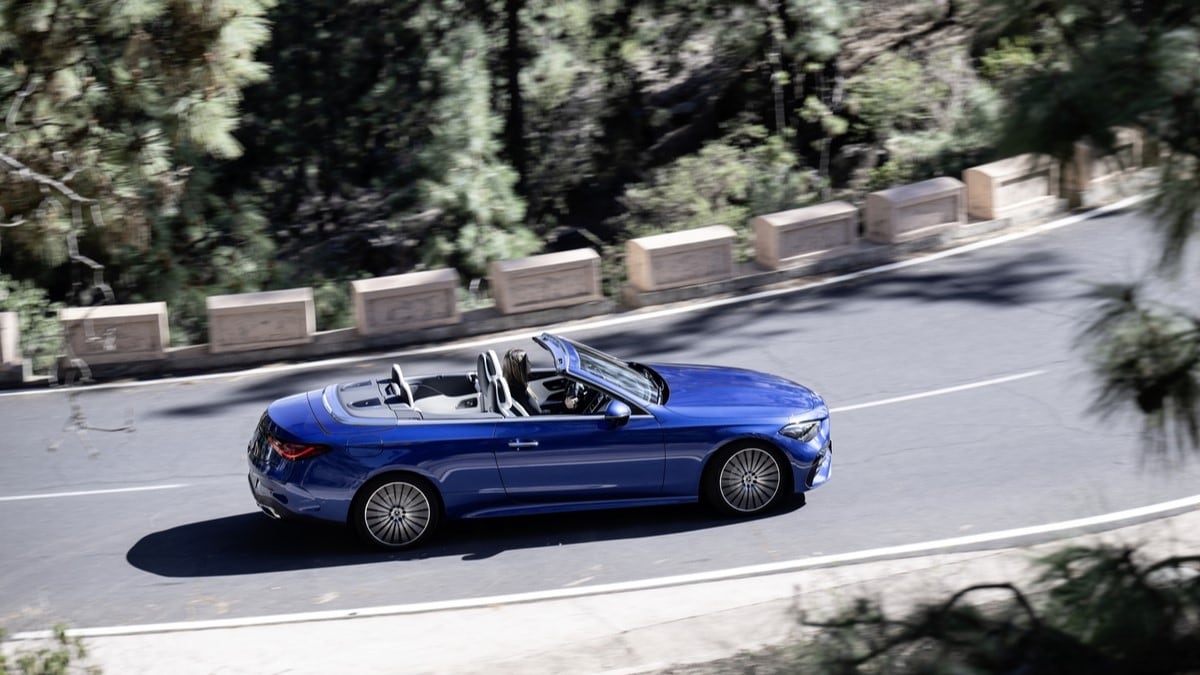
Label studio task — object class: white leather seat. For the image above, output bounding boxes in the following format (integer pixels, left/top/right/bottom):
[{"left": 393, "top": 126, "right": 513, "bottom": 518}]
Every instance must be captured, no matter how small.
[
  {"left": 476, "top": 353, "right": 495, "bottom": 414},
  {"left": 390, "top": 364, "right": 414, "bottom": 406}
]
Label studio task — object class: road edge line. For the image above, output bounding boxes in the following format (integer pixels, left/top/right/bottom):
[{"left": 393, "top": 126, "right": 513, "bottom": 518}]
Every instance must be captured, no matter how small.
[{"left": 12, "top": 488, "right": 1197, "bottom": 641}]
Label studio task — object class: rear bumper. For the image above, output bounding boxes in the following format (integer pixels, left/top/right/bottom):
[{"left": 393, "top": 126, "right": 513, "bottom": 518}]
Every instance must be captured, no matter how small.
[
  {"left": 246, "top": 470, "right": 332, "bottom": 523},
  {"left": 248, "top": 473, "right": 296, "bottom": 520}
]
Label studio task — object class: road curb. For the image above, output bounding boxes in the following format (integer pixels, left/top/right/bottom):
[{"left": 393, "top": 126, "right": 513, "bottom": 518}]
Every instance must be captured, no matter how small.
[{"left": 12, "top": 490, "right": 1198, "bottom": 642}]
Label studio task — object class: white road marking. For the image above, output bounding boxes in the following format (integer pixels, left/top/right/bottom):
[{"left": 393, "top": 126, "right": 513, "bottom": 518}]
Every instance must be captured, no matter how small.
[
  {"left": 0, "top": 194, "right": 1147, "bottom": 400},
  {"left": 0, "top": 484, "right": 187, "bottom": 502},
  {"left": 830, "top": 370, "right": 1045, "bottom": 413},
  {"left": 13, "top": 491, "right": 1200, "bottom": 641}
]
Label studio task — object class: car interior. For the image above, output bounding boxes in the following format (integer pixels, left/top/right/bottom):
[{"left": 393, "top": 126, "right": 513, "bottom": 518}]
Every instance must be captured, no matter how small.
[{"left": 331, "top": 348, "right": 582, "bottom": 422}]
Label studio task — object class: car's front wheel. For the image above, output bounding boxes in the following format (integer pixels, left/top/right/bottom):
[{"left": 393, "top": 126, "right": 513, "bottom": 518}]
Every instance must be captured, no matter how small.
[
  {"left": 704, "top": 443, "right": 787, "bottom": 516},
  {"left": 352, "top": 474, "right": 441, "bottom": 549}
]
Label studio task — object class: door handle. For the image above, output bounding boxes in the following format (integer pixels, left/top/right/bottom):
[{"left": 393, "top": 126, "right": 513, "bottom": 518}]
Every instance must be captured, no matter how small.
[{"left": 507, "top": 440, "right": 539, "bottom": 449}]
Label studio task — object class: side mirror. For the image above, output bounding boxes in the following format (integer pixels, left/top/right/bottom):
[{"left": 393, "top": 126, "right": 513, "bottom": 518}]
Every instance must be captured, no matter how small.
[{"left": 604, "top": 400, "right": 631, "bottom": 428}]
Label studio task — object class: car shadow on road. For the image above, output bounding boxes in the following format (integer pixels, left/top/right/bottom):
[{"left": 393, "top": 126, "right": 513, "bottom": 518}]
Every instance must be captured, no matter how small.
[{"left": 125, "top": 497, "right": 805, "bottom": 577}]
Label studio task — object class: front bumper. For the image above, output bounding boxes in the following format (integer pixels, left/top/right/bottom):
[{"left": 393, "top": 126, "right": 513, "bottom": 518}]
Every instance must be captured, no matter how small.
[{"left": 805, "top": 439, "right": 832, "bottom": 489}]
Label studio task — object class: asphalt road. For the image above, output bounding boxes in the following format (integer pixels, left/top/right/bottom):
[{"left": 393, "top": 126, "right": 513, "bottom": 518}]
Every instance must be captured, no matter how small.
[{"left": 3, "top": 207, "right": 1200, "bottom": 634}]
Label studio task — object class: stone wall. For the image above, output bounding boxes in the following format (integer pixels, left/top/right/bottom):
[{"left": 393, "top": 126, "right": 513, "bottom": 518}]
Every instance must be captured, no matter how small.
[{"left": 4, "top": 147, "right": 1155, "bottom": 387}]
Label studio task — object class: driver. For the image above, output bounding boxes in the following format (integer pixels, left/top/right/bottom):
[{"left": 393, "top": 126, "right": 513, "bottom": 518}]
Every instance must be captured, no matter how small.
[
  {"left": 564, "top": 384, "right": 582, "bottom": 412},
  {"left": 564, "top": 379, "right": 608, "bottom": 414},
  {"left": 502, "top": 348, "right": 542, "bottom": 415}
]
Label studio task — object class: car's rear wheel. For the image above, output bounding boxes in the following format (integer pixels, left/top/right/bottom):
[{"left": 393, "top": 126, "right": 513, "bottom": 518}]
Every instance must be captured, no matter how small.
[
  {"left": 352, "top": 474, "right": 441, "bottom": 549},
  {"left": 704, "top": 443, "right": 787, "bottom": 516}
]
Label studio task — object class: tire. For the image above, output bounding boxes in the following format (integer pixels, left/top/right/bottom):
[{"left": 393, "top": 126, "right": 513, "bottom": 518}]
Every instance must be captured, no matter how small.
[
  {"left": 704, "top": 443, "right": 788, "bottom": 516},
  {"left": 352, "top": 474, "right": 441, "bottom": 549}
]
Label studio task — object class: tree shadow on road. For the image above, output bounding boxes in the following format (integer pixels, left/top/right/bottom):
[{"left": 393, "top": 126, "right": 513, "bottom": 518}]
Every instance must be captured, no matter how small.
[
  {"left": 126, "top": 496, "right": 805, "bottom": 577},
  {"left": 142, "top": 244, "right": 1073, "bottom": 418}
]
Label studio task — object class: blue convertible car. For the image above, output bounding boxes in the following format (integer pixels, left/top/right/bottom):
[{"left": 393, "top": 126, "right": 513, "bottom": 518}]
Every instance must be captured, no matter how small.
[{"left": 247, "top": 333, "right": 832, "bottom": 549}]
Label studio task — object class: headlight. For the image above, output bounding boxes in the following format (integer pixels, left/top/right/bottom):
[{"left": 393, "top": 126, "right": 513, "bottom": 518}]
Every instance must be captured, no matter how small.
[{"left": 780, "top": 421, "right": 820, "bottom": 442}]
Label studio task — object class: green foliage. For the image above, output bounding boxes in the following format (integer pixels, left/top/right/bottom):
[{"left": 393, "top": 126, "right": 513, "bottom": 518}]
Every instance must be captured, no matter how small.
[
  {"left": 979, "top": 36, "right": 1040, "bottom": 94},
  {"left": 0, "top": 273, "right": 63, "bottom": 373},
  {"left": 785, "top": 0, "right": 858, "bottom": 63},
  {"left": 0, "top": 624, "right": 98, "bottom": 674},
  {"left": 1080, "top": 284, "right": 1200, "bottom": 453},
  {"left": 0, "top": 0, "right": 277, "bottom": 270},
  {"left": 864, "top": 158, "right": 915, "bottom": 191},
  {"left": 800, "top": 96, "right": 849, "bottom": 139},
  {"left": 0, "top": 0, "right": 1022, "bottom": 350},
  {"left": 458, "top": 224, "right": 542, "bottom": 281},
  {"left": 848, "top": 46, "right": 1004, "bottom": 189},
  {"left": 795, "top": 545, "right": 1200, "bottom": 674},
  {"left": 313, "top": 278, "right": 353, "bottom": 332},
  {"left": 416, "top": 18, "right": 526, "bottom": 233},
  {"left": 847, "top": 52, "right": 936, "bottom": 137},
  {"left": 421, "top": 223, "right": 542, "bottom": 282},
  {"left": 612, "top": 125, "right": 816, "bottom": 261},
  {"left": 981, "top": 1, "right": 1200, "bottom": 453},
  {"left": 1039, "top": 546, "right": 1200, "bottom": 667}
]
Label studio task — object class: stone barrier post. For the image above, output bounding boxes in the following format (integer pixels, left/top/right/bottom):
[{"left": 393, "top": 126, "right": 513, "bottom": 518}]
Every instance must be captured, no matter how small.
[
  {"left": 864, "top": 177, "right": 965, "bottom": 244},
  {"left": 489, "top": 249, "right": 603, "bottom": 314},
  {"left": 351, "top": 268, "right": 461, "bottom": 336},
  {"left": 1066, "top": 127, "right": 1145, "bottom": 207},
  {"left": 207, "top": 288, "right": 315, "bottom": 354},
  {"left": 0, "top": 312, "right": 21, "bottom": 366},
  {"left": 59, "top": 302, "right": 169, "bottom": 364},
  {"left": 752, "top": 201, "right": 858, "bottom": 269},
  {"left": 626, "top": 226, "right": 736, "bottom": 291},
  {"left": 964, "top": 154, "right": 1059, "bottom": 220}
]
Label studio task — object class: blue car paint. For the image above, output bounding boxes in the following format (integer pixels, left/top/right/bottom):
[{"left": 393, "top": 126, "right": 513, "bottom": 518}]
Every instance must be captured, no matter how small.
[{"left": 247, "top": 333, "right": 832, "bottom": 533}]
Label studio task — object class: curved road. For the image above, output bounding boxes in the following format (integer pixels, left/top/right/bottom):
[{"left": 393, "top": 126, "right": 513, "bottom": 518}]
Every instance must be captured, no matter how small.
[{"left": 2, "top": 206, "right": 1200, "bottom": 634}]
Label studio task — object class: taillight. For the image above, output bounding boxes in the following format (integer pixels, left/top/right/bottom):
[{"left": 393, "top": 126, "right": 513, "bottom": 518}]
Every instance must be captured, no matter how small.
[{"left": 267, "top": 435, "right": 330, "bottom": 461}]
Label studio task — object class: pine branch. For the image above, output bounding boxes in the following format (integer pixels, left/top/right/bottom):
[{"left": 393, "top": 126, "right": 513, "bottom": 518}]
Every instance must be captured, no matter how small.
[{"left": 0, "top": 152, "right": 97, "bottom": 206}]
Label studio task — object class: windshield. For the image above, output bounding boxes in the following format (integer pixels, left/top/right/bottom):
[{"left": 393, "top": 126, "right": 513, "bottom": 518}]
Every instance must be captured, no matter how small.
[{"left": 572, "top": 340, "right": 661, "bottom": 404}]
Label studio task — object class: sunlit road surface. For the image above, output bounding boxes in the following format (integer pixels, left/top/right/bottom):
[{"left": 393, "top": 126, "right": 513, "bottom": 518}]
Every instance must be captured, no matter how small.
[{"left": 2, "top": 205, "right": 1199, "bottom": 633}]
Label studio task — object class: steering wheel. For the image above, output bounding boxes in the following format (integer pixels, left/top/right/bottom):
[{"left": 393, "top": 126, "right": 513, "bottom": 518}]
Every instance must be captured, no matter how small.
[
  {"left": 582, "top": 389, "right": 606, "bottom": 414},
  {"left": 566, "top": 381, "right": 603, "bottom": 414}
]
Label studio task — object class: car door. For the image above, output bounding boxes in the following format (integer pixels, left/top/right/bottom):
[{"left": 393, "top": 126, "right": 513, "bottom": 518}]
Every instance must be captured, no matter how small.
[{"left": 492, "top": 410, "right": 665, "bottom": 502}]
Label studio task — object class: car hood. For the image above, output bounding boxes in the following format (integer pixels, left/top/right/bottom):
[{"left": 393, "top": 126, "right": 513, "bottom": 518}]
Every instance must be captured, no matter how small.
[{"left": 650, "top": 363, "right": 825, "bottom": 415}]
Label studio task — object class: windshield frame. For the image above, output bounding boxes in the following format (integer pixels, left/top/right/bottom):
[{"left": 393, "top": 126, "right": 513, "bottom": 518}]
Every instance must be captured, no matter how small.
[{"left": 535, "top": 333, "right": 663, "bottom": 405}]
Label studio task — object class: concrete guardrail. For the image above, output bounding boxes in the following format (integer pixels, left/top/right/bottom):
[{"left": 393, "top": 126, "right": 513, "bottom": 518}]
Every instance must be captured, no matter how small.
[
  {"left": 351, "top": 268, "right": 461, "bottom": 337},
  {"left": 964, "top": 153, "right": 1059, "bottom": 221},
  {"left": 207, "top": 288, "right": 315, "bottom": 354},
  {"left": 59, "top": 302, "right": 169, "bottom": 364},
  {"left": 626, "top": 225, "right": 736, "bottom": 292},
  {"left": 489, "top": 249, "right": 602, "bottom": 314},
  {"left": 0, "top": 141, "right": 1159, "bottom": 387},
  {"left": 752, "top": 201, "right": 858, "bottom": 270},
  {"left": 864, "top": 176, "right": 966, "bottom": 244}
]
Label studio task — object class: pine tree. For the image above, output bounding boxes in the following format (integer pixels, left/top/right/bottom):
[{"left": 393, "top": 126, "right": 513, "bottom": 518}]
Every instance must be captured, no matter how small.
[
  {"left": 981, "top": 0, "right": 1200, "bottom": 454},
  {"left": 0, "top": 0, "right": 276, "bottom": 287}
]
